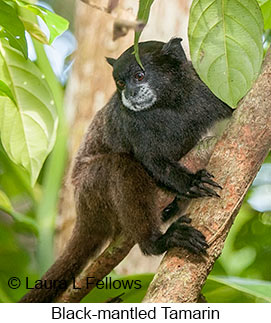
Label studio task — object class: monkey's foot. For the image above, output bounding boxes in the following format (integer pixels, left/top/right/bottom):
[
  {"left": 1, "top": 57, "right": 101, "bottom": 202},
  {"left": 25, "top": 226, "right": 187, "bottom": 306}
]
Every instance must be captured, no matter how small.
[
  {"left": 161, "top": 197, "right": 179, "bottom": 222},
  {"left": 158, "top": 215, "right": 208, "bottom": 254},
  {"left": 184, "top": 169, "right": 222, "bottom": 199}
]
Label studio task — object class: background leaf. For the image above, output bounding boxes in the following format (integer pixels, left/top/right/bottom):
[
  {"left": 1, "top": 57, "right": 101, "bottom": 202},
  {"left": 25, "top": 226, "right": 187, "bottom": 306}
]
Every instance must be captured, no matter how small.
[
  {"left": 0, "top": 1, "right": 27, "bottom": 58},
  {"left": 18, "top": 3, "right": 69, "bottom": 44},
  {"left": 0, "top": 190, "right": 13, "bottom": 212},
  {"left": 0, "top": 41, "right": 58, "bottom": 185},
  {"left": 188, "top": 0, "right": 264, "bottom": 107},
  {"left": 260, "top": 0, "right": 271, "bottom": 29},
  {"left": 20, "top": 18, "right": 49, "bottom": 45},
  {"left": 0, "top": 80, "right": 15, "bottom": 102},
  {"left": 82, "top": 274, "right": 154, "bottom": 303},
  {"left": 207, "top": 276, "right": 271, "bottom": 302}
]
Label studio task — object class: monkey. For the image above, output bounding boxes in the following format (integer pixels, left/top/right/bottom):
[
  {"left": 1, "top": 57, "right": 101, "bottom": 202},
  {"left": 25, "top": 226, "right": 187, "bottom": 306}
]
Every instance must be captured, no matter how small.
[{"left": 20, "top": 38, "right": 232, "bottom": 302}]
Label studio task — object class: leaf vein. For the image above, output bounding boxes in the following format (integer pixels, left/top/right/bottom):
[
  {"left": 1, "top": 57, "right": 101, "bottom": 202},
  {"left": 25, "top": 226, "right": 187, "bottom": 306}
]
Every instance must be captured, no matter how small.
[
  {"left": 235, "top": 0, "right": 262, "bottom": 31},
  {"left": 196, "top": 20, "right": 222, "bottom": 61},
  {"left": 224, "top": 13, "right": 261, "bottom": 63},
  {"left": 22, "top": 111, "right": 50, "bottom": 142},
  {"left": 190, "top": 0, "right": 217, "bottom": 38},
  {"left": 15, "top": 85, "right": 55, "bottom": 121}
]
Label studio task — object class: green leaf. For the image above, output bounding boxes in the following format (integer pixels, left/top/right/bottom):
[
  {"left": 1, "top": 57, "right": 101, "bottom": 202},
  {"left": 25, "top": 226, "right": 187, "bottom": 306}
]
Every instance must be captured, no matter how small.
[
  {"left": 188, "top": 0, "right": 264, "bottom": 107},
  {"left": 0, "top": 142, "right": 34, "bottom": 198},
  {"left": 0, "top": 190, "right": 38, "bottom": 234},
  {"left": 0, "top": 41, "right": 58, "bottom": 186},
  {"left": 0, "top": 0, "right": 28, "bottom": 58},
  {"left": 0, "top": 80, "right": 15, "bottom": 102},
  {"left": 257, "top": 0, "right": 269, "bottom": 6},
  {"left": 208, "top": 276, "right": 271, "bottom": 302},
  {"left": 20, "top": 18, "right": 49, "bottom": 45},
  {"left": 203, "top": 278, "right": 257, "bottom": 302},
  {"left": 9, "top": 210, "right": 38, "bottom": 235},
  {"left": 16, "top": 2, "right": 49, "bottom": 44},
  {"left": 17, "top": 2, "right": 69, "bottom": 44},
  {"left": 134, "top": 0, "right": 155, "bottom": 69},
  {"left": 261, "top": 0, "right": 271, "bottom": 29},
  {"left": 0, "top": 190, "right": 13, "bottom": 212},
  {"left": 0, "top": 141, "right": 34, "bottom": 197},
  {"left": 135, "top": 0, "right": 155, "bottom": 34},
  {"left": 82, "top": 274, "right": 154, "bottom": 303},
  {"left": 261, "top": 211, "right": 271, "bottom": 225}
]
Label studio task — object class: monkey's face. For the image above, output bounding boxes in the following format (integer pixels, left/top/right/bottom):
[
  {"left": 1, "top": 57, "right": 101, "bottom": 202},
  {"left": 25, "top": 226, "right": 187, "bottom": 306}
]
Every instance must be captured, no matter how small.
[
  {"left": 106, "top": 39, "right": 186, "bottom": 112},
  {"left": 107, "top": 56, "right": 159, "bottom": 112},
  {"left": 111, "top": 60, "right": 172, "bottom": 112},
  {"left": 116, "top": 69, "right": 157, "bottom": 112}
]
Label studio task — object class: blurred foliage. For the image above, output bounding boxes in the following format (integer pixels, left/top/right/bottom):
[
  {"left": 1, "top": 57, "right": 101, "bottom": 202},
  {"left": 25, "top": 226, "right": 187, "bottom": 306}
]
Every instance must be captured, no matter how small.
[
  {"left": 46, "top": 0, "right": 76, "bottom": 32},
  {"left": 82, "top": 274, "right": 155, "bottom": 303},
  {"left": 0, "top": 0, "right": 69, "bottom": 301},
  {"left": 203, "top": 190, "right": 271, "bottom": 302},
  {"left": 0, "top": 0, "right": 270, "bottom": 304}
]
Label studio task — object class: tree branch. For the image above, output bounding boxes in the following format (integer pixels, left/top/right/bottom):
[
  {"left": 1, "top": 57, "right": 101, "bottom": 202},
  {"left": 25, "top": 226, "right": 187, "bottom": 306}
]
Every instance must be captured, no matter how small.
[
  {"left": 143, "top": 51, "right": 271, "bottom": 302},
  {"left": 57, "top": 235, "right": 134, "bottom": 302}
]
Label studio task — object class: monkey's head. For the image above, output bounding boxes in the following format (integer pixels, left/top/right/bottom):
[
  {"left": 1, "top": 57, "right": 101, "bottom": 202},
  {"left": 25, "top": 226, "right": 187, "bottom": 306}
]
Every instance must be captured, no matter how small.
[{"left": 106, "top": 38, "right": 187, "bottom": 112}]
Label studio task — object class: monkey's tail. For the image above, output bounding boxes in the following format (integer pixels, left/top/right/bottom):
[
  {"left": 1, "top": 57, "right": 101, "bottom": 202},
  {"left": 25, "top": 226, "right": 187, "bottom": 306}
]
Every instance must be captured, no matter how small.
[{"left": 19, "top": 220, "right": 102, "bottom": 303}]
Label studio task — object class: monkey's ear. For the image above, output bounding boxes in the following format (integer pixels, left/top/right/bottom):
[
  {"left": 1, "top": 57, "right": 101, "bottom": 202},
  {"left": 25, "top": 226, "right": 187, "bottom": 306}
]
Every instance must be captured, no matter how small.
[
  {"left": 106, "top": 57, "right": 116, "bottom": 67},
  {"left": 161, "top": 38, "right": 187, "bottom": 63}
]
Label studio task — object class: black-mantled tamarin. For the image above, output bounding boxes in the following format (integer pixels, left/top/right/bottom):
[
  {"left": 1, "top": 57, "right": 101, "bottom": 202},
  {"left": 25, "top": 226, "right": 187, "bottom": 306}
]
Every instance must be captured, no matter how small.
[{"left": 20, "top": 38, "right": 232, "bottom": 302}]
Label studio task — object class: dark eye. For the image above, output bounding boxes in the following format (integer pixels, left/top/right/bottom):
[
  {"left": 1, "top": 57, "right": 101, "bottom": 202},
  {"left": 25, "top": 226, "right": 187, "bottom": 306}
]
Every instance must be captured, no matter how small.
[
  {"left": 134, "top": 71, "right": 145, "bottom": 81},
  {"left": 116, "top": 80, "right": 125, "bottom": 88}
]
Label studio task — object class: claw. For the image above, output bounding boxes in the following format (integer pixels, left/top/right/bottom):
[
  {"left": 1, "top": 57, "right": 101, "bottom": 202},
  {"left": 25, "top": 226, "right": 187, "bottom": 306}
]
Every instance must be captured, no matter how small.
[
  {"left": 201, "top": 177, "right": 222, "bottom": 189},
  {"left": 190, "top": 186, "right": 209, "bottom": 196},
  {"left": 165, "top": 219, "right": 209, "bottom": 254},
  {"left": 176, "top": 215, "right": 192, "bottom": 224},
  {"left": 197, "top": 183, "right": 220, "bottom": 197},
  {"left": 196, "top": 169, "right": 214, "bottom": 179},
  {"left": 183, "top": 169, "right": 222, "bottom": 199}
]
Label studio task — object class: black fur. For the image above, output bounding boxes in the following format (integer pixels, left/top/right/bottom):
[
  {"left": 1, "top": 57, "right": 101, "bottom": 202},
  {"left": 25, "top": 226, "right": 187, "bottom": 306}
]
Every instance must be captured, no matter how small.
[{"left": 106, "top": 39, "right": 232, "bottom": 198}]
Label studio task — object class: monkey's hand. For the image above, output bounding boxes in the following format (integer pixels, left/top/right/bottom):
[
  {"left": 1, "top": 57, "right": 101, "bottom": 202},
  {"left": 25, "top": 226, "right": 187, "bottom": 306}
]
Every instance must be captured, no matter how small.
[
  {"left": 138, "top": 155, "right": 221, "bottom": 200},
  {"left": 183, "top": 169, "right": 222, "bottom": 199},
  {"left": 158, "top": 215, "right": 208, "bottom": 254},
  {"left": 161, "top": 169, "right": 221, "bottom": 221}
]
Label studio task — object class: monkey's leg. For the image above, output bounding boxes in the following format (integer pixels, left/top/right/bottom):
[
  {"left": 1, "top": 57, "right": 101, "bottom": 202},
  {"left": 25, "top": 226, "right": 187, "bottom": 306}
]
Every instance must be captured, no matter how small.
[
  {"left": 111, "top": 155, "right": 208, "bottom": 256},
  {"left": 151, "top": 215, "right": 209, "bottom": 255},
  {"left": 20, "top": 165, "right": 114, "bottom": 303},
  {"left": 19, "top": 216, "right": 109, "bottom": 302}
]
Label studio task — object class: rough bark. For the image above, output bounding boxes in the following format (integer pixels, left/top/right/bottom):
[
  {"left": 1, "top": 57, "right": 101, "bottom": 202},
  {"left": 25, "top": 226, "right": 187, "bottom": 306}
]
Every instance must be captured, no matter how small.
[
  {"left": 57, "top": 235, "right": 134, "bottom": 302},
  {"left": 143, "top": 51, "right": 271, "bottom": 303}
]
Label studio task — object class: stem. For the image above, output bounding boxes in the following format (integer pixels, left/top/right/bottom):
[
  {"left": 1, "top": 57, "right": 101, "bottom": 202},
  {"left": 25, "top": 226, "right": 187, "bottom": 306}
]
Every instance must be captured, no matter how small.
[{"left": 33, "top": 39, "right": 68, "bottom": 274}]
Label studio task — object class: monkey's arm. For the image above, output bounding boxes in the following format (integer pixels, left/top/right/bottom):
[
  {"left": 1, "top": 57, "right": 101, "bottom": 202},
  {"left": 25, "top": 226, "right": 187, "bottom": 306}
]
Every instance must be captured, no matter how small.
[{"left": 138, "top": 154, "right": 221, "bottom": 199}]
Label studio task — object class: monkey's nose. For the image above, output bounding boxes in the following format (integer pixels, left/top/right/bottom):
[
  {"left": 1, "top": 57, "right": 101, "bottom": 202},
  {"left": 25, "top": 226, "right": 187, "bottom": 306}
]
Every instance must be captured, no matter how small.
[{"left": 125, "top": 85, "right": 139, "bottom": 98}]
